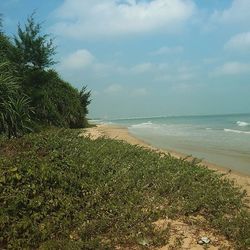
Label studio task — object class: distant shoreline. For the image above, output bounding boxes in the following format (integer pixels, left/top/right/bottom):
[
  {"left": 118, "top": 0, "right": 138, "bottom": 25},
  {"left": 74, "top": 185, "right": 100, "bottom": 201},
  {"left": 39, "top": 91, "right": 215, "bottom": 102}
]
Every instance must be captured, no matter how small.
[
  {"left": 89, "top": 112, "right": 250, "bottom": 122},
  {"left": 83, "top": 124, "right": 250, "bottom": 199}
]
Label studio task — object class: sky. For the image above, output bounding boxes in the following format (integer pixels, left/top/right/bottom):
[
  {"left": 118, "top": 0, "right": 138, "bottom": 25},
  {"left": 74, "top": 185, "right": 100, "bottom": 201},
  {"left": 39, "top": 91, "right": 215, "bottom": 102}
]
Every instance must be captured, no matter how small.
[{"left": 1, "top": 0, "right": 250, "bottom": 119}]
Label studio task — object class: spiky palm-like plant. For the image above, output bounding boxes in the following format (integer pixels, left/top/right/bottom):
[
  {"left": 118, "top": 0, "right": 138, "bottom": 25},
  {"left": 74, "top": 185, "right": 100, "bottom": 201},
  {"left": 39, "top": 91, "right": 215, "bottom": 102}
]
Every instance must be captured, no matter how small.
[
  {"left": 1, "top": 96, "right": 33, "bottom": 138},
  {"left": 0, "top": 62, "right": 33, "bottom": 138}
]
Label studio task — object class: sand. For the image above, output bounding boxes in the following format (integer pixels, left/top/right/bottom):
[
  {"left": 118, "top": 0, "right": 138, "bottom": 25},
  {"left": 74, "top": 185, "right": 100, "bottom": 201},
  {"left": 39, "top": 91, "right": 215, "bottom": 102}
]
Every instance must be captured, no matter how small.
[{"left": 80, "top": 124, "right": 250, "bottom": 249}]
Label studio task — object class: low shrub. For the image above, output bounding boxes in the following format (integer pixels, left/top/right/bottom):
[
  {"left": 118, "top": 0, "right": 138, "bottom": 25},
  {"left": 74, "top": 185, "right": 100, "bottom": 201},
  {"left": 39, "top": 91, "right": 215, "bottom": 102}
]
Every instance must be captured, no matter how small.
[{"left": 0, "top": 129, "right": 249, "bottom": 249}]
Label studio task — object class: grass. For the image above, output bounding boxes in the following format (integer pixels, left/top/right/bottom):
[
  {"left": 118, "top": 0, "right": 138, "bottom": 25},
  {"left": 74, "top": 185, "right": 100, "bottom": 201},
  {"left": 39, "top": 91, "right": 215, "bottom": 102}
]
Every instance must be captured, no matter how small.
[{"left": 0, "top": 128, "right": 249, "bottom": 249}]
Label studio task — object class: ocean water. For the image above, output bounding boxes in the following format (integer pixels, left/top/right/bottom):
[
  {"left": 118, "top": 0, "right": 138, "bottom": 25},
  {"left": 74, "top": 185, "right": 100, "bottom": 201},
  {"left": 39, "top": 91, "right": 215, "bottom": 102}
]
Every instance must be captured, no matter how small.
[{"left": 99, "top": 113, "right": 250, "bottom": 175}]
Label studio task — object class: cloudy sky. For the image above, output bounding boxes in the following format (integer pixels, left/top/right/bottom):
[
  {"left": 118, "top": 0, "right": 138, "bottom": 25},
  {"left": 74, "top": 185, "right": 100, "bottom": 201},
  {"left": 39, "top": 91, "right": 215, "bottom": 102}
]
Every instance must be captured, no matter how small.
[{"left": 1, "top": 0, "right": 250, "bottom": 119}]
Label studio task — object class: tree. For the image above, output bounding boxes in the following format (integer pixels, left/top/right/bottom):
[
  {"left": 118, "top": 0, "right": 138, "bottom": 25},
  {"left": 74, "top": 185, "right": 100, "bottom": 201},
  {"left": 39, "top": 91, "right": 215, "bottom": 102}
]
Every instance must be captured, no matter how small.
[
  {"left": 79, "top": 86, "right": 91, "bottom": 115},
  {"left": 12, "top": 13, "right": 56, "bottom": 71},
  {"left": 0, "top": 14, "right": 3, "bottom": 33},
  {"left": 0, "top": 16, "right": 14, "bottom": 61},
  {"left": 0, "top": 34, "right": 12, "bottom": 60},
  {"left": 24, "top": 69, "right": 91, "bottom": 128},
  {"left": 0, "top": 13, "right": 91, "bottom": 133}
]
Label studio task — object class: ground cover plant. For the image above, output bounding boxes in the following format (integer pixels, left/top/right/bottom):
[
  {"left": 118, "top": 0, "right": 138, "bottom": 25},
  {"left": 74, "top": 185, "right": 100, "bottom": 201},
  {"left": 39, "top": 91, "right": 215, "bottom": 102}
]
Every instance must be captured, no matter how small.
[{"left": 0, "top": 129, "right": 249, "bottom": 249}]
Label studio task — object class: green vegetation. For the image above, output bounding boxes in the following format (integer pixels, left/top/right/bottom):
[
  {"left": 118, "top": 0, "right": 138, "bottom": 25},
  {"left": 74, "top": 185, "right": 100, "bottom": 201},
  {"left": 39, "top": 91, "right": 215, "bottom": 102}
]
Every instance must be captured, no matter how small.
[
  {"left": 22, "top": 69, "right": 90, "bottom": 129},
  {"left": 0, "top": 129, "right": 249, "bottom": 249},
  {"left": 12, "top": 13, "right": 56, "bottom": 71},
  {"left": 0, "top": 14, "right": 91, "bottom": 138},
  {"left": 0, "top": 62, "right": 33, "bottom": 138},
  {"left": 1, "top": 10, "right": 249, "bottom": 250}
]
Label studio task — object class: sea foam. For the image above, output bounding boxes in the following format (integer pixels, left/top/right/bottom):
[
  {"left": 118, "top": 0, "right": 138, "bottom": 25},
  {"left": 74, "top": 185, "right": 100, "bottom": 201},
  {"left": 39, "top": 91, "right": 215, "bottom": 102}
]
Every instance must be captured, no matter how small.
[
  {"left": 130, "top": 121, "right": 154, "bottom": 128},
  {"left": 236, "top": 121, "right": 249, "bottom": 127},
  {"left": 224, "top": 128, "right": 250, "bottom": 134}
]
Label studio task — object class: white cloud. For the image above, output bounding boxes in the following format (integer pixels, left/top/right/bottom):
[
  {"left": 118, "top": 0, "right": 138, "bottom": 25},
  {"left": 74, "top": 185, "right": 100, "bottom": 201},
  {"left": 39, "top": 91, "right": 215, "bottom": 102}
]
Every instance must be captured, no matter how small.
[
  {"left": 211, "top": 0, "right": 250, "bottom": 24},
  {"left": 57, "top": 49, "right": 198, "bottom": 91},
  {"left": 131, "top": 62, "right": 154, "bottom": 74},
  {"left": 131, "top": 88, "right": 148, "bottom": 97},
  {"left": 155, "top": 72, "right": 194, "bottom": 82},
  {"left": 170, "top": 82, "right": 191, "bottom": 92},
  {"left": 155, "top": 64, "right": 198, "bottom": 82},
  {"left": 151, "top": 46, "right": 183, "bottom": 55},
  {"left": 130, "top": 62, "right": 170, "bottom": 75},
  {"left": 58, "top": 49, "right": 125, "bottom": 79},
  {"left": 52, "top": 0, "right": 196, "bottom": 39},
  {"left": 225, "top": 32, "right": 250, "bottom": 52},
  {"left": 104, "top": 84, "right": 148, "bottom": 97},
  {"left": 215, "top": 61, "right": 250, "bottom": 75},
  {"left": 202, "top": 57, "right": 220, "bottom": 65},
  {"left": 104, "top": 84, "right": 124, "bottom": 94},
  {"left": 60, "top": 49, "right": 94, "bottom": 70}
]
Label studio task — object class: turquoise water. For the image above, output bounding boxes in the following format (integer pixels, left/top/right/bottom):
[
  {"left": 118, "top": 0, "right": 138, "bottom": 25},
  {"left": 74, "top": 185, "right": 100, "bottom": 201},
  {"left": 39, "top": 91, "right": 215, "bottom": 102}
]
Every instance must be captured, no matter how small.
[{"left": 96, "top": 113, "right": 250, "bottom": 174}]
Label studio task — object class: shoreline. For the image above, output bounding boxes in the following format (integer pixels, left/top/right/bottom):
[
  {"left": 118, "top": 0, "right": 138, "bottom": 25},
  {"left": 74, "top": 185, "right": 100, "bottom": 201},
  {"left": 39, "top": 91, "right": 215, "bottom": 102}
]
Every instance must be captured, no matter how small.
[{"left": 83, "top": 124, "right": 250, "bottom": 199}]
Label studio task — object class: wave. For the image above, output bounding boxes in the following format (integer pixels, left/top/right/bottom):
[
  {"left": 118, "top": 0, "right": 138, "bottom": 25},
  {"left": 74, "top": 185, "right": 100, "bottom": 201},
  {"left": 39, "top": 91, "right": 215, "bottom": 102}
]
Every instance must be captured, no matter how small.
[
  {"left": 90, "top": 120, "right": 114, "bottom": 125},
  {"left": 102, "top": 121, "right": 114, "bottom": 125},
  {"left": 224, "top": 128, "right": 250, "bottom": 134},
  {"left": 236, "top": 121, "right": 249, "bottom": 127},
  {"left": 130, "top": 121, "right": 154, "bottom": 129}
]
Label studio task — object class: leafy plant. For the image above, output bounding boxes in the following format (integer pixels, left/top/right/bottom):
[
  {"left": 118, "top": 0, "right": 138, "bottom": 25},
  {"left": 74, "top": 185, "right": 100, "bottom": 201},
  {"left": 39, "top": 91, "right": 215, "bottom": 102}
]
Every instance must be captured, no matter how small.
[
  {"left": 0, "top": 95, "right": 33, "bottom": 138},
  {"left": 0, "top": 62, "right": 18, "bottom": 98},
  {"left": 0, "top": 129, "right": 249, "bottom": 249},
  {"left": 0, "top": 62, "right": 33, "bottom": 138}
]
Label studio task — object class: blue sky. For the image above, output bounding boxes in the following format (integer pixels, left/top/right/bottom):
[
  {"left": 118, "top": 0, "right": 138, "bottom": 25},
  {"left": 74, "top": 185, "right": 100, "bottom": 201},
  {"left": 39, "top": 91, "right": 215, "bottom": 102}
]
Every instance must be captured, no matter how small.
[{"left": 1, "top": 0, "right": 250, "bottom": 119}]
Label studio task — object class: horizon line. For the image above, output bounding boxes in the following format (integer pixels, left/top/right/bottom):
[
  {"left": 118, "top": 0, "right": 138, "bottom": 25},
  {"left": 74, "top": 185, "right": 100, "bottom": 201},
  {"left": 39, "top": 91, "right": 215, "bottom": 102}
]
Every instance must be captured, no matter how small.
[{"left": 89, "top": 112, "right": 250, "bottom": 121}]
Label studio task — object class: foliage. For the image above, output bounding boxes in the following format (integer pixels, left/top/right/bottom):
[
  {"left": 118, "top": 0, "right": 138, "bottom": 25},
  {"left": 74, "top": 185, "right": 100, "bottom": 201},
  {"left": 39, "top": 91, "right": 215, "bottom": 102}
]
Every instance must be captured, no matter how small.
[
  {"left": 0, "top": 13, "right": 3, "bottom": 33},
  {"left": 0, "top": 129, "right": 249, "bottom": 249},
  {"left": 0, "top": 31, "right": 33, "bottom": 138},
  {"left": 0, "top": 35, "right": 12, "bottom": 61},
  {"left": 0, "top": 25, "right": 14, "bottom": 62},
  {"left": 0, "top": 96, "right": 33, "bottom": 138},
  {"left": 0, "top": 62, "right": 19, "bottom": 99},
  {"left": 11, "top": 13, "right": 56, "bottom": 72},
  {"left": 22, "top": 69, "right": 90, "bottom": 128},
  {"left": 79, "top": 86, "right": 91, "bottom": 115},
  {"left": 0, "top": 14, "right": 91, "bottom": 135},
  {"left": 0, "top": 62, "right": 33, "bottom": 138}
]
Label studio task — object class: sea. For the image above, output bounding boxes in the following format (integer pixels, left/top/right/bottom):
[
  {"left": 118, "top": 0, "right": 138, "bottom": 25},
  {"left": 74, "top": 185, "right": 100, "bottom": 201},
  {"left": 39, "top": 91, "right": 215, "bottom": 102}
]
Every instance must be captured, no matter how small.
[{"left": 93, "top": 113, "right": 250, "bottom": 175}]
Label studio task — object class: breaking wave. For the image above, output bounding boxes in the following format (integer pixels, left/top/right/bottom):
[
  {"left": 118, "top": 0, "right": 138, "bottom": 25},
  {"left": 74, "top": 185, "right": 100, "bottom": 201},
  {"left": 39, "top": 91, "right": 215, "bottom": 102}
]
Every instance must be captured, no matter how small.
[
  {"left": 130, "top": 121, "right": 154, "bottom": 129},
  {"left": 224, "top": 128, "right": 250, "bottom": 134},
  {"left": 236, "top": 121, "right": 249, "bottom": 127}
]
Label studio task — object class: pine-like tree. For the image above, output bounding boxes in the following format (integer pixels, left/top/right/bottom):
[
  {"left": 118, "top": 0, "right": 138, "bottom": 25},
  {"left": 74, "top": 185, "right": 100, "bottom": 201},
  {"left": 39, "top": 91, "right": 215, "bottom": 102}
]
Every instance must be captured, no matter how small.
[{"left": 12, "top": 13, "right": 56, "bottom": 71}]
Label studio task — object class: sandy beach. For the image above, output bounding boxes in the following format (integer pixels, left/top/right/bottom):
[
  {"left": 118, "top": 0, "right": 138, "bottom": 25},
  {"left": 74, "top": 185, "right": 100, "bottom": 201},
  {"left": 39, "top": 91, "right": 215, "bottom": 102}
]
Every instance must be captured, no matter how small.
[{"left": 82, "top": 124, "right": 250, "bottom": 201}]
